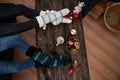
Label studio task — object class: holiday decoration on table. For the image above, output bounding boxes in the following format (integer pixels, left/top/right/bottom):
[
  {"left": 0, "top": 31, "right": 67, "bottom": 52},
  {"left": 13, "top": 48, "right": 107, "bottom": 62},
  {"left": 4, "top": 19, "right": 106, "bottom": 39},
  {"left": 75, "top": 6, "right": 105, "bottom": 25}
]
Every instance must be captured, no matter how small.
[
  {"left": 56, "top": 36, "right": 64, "bottom": 46},
  {"left": 39, "top": 1, "right": 85, "bottom": 75},
  {"left": 69, "top": 60, "right": 83, "bottom": 74},
  {"left": 64, "top": 1, "right": 85, "bottom": 19},
  {"left": 39, "top": 1, "right": 85, "bottom": 30},
  {"left": 65, "top": 1, "right": 84, "bottom": 53},
  {"left": 73, "top": 60, "right": 79, "bottom": 67},
  {"left": 36, "top": 0, "right": 89, "bottom": 80},
  {"left": 77, "top": 64, "right": 83, "bottom": 70},
  {"left": 66, "top": 2, "right": 84, "bottom": 73},
  {"left": 66, "top": 38, "right": 80, "bottom": 53},
  {"left": 69, "top": 29, "right": 77, "bottom": 36},
  {"left": 69, "top": 67, "right": 74, "bottom": 74}
]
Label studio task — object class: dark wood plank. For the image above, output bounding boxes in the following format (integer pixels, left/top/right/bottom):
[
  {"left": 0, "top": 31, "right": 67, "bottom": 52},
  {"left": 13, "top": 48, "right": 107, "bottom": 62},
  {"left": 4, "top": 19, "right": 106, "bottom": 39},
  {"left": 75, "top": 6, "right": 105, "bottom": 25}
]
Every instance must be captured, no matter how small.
[{"left": 36, "top": 0, "right": 89, "bottom": 80}]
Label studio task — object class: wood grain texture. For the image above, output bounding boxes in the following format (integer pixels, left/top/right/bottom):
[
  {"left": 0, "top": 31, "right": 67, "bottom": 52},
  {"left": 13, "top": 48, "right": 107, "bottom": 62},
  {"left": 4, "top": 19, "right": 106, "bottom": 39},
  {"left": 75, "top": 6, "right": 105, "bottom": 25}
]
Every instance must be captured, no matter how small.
[
  {"left": 36, "top": 0, "right": 89, "bottom": 80},
  {"left": 0, "top": 0, "right": 120, "bottom": 80},
  {"left": 83, "top": 15, "right": 120, "bottom": 80}
]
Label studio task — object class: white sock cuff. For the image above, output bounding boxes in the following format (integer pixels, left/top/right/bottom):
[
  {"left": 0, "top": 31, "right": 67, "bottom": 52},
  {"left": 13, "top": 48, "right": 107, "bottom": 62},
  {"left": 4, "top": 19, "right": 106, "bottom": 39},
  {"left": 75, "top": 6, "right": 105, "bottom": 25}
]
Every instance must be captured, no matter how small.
[{"left": 36, "top": 16, "right": 44, "bottom": 28}]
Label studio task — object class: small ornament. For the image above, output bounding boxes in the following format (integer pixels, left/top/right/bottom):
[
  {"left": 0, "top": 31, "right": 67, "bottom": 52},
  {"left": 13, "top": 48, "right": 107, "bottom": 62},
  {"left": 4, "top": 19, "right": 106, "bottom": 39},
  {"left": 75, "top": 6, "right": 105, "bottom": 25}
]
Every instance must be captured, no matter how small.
[
  {"left": 69, "top": 67, "right": 74, "bottom": 74},
  {"left": 56, "top": 36, "right": 64, "bottom": 46},
  {"left": 70, "top": 11, "right": 73, "bottom": 16},
  {"left": 70, "top": 29, "right": 77, "bottom": 36},
  {"left": 69, "top": 16, "right": 73, "bottom": 19},
  {"left": 74, "top": 60, "right": 78, "bottom": 64},
  {"left": 73, "top": 1, "right": 85, "bottom": 14},
  {"left": 66, "top": 38, "right": 80, "bottom": 53},
  {"left": 73, "top": 13, "right": 79, "bottom": 19},
  {"left": 43, "top": 25, "right": 47, "bottom": 30},
  {"left": 73, "top": 60, "right": 79, "bottom": 67},
  {"left": 64, "top": 15, "right": 68, "bottom": 18},
  {"left": 77, "top": 65, "right": 83, "bottom": 70},
  {"left": 63, "top": 2, "right": 85, "bottom": 20}
]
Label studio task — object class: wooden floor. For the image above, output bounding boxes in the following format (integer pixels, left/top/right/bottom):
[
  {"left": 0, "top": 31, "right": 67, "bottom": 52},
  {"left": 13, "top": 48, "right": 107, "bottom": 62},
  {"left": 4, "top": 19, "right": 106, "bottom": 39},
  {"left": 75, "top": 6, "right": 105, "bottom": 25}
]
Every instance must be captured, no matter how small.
[{"left": 0, "top": 0, "right": 120, "bottom": 80}]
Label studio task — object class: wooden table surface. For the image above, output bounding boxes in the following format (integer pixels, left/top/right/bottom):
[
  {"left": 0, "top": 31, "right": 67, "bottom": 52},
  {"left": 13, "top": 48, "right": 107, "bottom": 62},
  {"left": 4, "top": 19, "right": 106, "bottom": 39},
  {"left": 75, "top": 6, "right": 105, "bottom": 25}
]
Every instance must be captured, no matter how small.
[
  {"left": 1, "top": 1, "right": 120, "bottom": 80},
  {"left": 35, "top": 0, "right": 90, "bottom": 80}
]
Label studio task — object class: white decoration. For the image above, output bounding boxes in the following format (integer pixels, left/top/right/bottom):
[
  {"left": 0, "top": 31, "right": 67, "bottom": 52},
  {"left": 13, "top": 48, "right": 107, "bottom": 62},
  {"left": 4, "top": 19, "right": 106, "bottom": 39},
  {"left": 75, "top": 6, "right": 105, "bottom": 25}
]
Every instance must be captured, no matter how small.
[
  {"left": 71, "top": 29, "right": 77, "bottom": 35},
  {"left": 73, "top": 1, "right": 85, "bottom": 14},
  {"left": 40, "top": 10, "right": 47, "bottom": 30},
  {"left": 56, "top": 36, "right": 64, "bottom": 46}
]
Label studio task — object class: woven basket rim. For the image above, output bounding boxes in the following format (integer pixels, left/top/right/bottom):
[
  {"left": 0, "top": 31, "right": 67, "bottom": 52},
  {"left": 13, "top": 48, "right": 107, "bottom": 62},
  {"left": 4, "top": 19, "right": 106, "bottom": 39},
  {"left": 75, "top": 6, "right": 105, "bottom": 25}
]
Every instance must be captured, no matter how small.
[{"left": 104, "top": 2, "right": 120, "bottom": 32}]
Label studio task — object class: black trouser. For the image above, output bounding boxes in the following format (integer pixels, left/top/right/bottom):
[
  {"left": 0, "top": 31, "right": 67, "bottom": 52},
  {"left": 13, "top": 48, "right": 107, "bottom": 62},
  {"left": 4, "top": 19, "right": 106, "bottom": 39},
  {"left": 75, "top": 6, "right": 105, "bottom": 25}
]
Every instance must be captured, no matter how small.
[
  {"left": 0, "top": 0, "right": 99, "bottom": 37},
  {"left": 0, "top": 3, "right": 40, "bottom": 20},
  {"left": 0, "top": 3, "right": 40, "bottom": 37}
]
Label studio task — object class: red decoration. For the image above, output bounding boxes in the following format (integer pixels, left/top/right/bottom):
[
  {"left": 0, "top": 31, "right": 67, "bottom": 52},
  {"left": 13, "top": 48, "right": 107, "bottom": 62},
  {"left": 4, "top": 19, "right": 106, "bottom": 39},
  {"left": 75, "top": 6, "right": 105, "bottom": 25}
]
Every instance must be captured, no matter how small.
[
  {"left": 64, "top": 15, "right": 68, "bottom": 18},
  {"left": 73, "top": 13, "right": 79, "bottom": 19},
  {"left": 69, "top": 67, "right": 74, "bottom": 73},
  {"left": 68, "top": 29, "right": 77, "bottom": 36},
  {"left": 70, "top": 29, "right": 77, "bottom": 35},
  {"left": 64, "top": 11, "right": 79, "bottom": 19},
  {"left": 69, "top": 11, "right": 73, "bottom": 16},
  {"left": 77, "top": 65, "right": 82, "bottom": 70}
]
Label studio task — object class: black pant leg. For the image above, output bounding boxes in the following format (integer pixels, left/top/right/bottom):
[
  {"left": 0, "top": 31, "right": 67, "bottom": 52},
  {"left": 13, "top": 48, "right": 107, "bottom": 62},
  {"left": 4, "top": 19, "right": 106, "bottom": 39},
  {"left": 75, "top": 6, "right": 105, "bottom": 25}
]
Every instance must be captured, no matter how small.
[
  {"left": 0, "top": 3, "right": 40, "bottom": 20},
  {"left": 0, "top": 19, "right": 39, "bottom": 37},
  {"left": 17, "top": 4, "right": 40, "bottom": 19}
]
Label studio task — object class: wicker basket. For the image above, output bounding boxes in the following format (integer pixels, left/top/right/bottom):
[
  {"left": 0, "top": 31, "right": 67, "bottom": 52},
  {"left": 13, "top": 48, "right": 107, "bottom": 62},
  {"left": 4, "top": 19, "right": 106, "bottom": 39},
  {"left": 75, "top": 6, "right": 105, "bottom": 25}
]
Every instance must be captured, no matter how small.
[{"left": 104, "top": 2, "right": 120, "bottom": 32}]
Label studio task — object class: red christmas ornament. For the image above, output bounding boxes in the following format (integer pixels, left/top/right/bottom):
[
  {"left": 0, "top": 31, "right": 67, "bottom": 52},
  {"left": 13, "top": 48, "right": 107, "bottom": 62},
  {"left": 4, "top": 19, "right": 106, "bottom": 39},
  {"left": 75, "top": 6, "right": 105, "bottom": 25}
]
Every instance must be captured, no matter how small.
[
  {"left": 77, "top": 65, "right": 82, "bottom": 70},
  {"left": 69, "top": 67, "right": 74, "bottom": 73},
  {"left": 68, "top": 29, "right": 77, "bottom": 36},
  {"left": 69, "top": 11, "right": 73, "bottom": 16},
  {"left": 73, "top": 13, "right": 79, "bottom": 19},
  {"left": 64, "top": 15, "right": 68, "bottom": 18},
  {"left": 70, "top": 29, "right": 77, "bottom": 35}
]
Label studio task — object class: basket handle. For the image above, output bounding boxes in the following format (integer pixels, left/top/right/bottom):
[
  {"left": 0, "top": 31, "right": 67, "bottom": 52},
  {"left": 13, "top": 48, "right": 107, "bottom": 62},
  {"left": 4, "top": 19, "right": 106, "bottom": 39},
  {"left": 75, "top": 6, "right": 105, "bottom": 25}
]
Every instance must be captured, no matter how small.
[{"left": 106, "top": 2, "right": 115, "bottom": 7}]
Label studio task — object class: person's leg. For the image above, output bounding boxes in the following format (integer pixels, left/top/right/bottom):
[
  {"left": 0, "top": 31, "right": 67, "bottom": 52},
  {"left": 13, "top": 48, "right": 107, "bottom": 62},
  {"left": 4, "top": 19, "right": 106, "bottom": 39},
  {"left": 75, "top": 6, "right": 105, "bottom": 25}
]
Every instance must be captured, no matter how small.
[
  {"left": 26, "top": 47, "right": 72, "bottom": 67},
  {"left": 0, "top": 35, "right": 71, "bottom": 67},
  {"left": 0, "top": 19, "right": 39, "bottom": 37},
  {"left": 0, "top": 3, "right": 40, "bottom": 19},
  {"left": 16, "top": 4, "right": 40, "bottom": 18},
  {"left": 0, "top": 35, "right": 30, "bottom": 53},
  {"left": 0, "top": 58, "right": 35, "bottom": 74}
]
